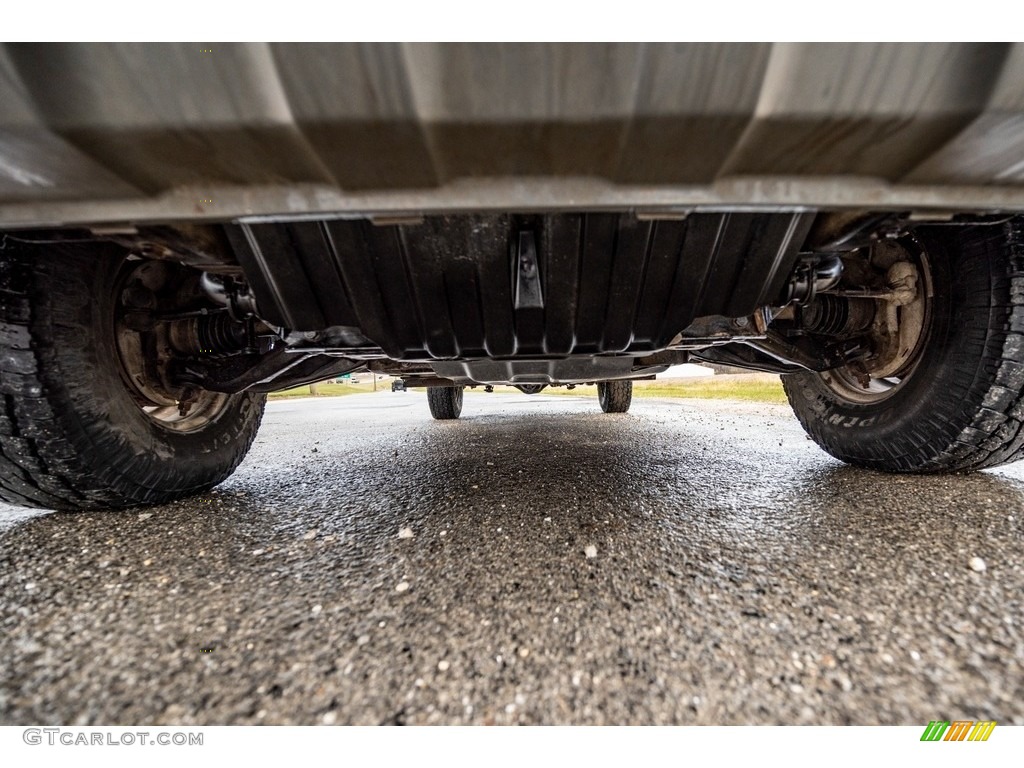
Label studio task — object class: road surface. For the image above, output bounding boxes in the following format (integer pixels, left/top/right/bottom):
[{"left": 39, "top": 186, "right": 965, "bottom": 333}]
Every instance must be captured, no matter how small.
[{"left": 1, "top": 391, "right": 1022, "bottom": 725}]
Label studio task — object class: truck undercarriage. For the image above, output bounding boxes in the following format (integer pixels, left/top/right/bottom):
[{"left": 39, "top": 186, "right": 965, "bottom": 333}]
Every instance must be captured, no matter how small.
[
  {"left": 4, "top": 42, "right": 1024, "bottom": 509},
  {"left": 2, "top": 208, "right": 944, "bottom": 396}
]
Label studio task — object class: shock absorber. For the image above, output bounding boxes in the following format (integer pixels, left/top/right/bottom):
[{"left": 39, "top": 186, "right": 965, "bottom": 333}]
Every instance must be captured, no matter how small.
[
  {"left": 199, "top": 272, "right": 259, "bottom": 320},
  {"left": 781, "top": 254, "right": 845, "bottom": 304}
]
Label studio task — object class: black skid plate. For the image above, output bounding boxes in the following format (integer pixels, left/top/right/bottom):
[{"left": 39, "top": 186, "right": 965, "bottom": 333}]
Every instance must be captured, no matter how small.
[{"left": 225, "top": 211, "right": 813, "bottom": 361}]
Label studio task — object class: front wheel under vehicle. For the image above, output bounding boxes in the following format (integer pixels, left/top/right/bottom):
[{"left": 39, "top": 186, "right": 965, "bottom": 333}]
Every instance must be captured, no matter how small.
[
  {"left": 783, "top": 220, "right": 1024, "bottom": 473},
  {"left": 0, "top": 242, "right": 265, "bottom": 510}
]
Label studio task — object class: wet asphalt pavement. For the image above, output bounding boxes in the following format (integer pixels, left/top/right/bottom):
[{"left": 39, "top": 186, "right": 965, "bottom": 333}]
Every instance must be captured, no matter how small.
[{"left": 1, "top": 391, "right": 1023, "bottom": 725}]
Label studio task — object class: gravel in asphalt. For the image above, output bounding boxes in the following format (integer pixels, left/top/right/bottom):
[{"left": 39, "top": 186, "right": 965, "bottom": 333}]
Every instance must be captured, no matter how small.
[{"left": 1, "top": 392, "right": 1022, "bottom": 725}]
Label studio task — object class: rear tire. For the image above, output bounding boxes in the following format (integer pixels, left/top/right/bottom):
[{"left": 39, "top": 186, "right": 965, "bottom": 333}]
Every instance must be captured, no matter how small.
[
  {"left": 427, "top": 386, "right": 463, "bottom": 420},
  {"left": 0, "top": 242, "right": 265, "bottom": 510},
  {"left": 597, "top": 380, "right": 632, "bottom": 413},
  {"left": 783, "top": 220, "right": 1024, "bottom": 473}
]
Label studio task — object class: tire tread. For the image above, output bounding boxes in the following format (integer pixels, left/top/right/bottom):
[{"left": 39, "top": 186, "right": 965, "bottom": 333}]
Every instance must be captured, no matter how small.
[
  {"left": 598, "top": 380, "right": 632, "bottom": 413},
  {"left": 0, "top": 242, "right": 263, "bottom": 509},
  {"left": 783, "top": 219, "right": 1024, "bottom": 473}
]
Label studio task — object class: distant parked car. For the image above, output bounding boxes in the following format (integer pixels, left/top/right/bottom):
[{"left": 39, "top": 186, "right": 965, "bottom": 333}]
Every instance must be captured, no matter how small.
[{"left": 391, "top": 380, "right": 406, "bottom": 392}]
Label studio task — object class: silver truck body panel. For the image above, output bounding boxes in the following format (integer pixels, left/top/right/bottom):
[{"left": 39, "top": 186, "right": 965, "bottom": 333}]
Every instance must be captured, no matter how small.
[{"left": 2, "top": 42, "right": 1024, "bottom": 227}]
